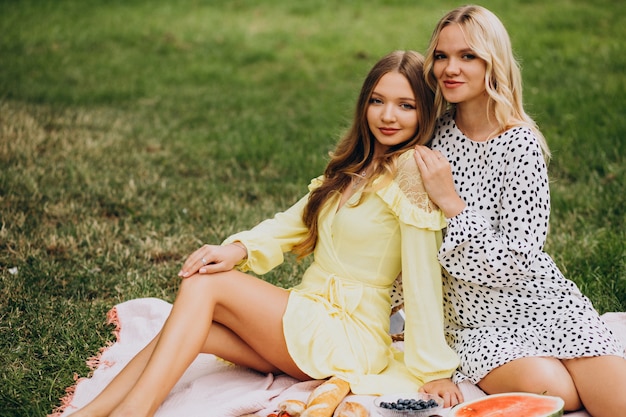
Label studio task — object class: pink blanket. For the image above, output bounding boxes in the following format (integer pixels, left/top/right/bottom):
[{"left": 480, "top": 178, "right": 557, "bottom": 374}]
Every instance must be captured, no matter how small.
[{"left": 50, "top": 298, "right": 626, "bottom": 417}]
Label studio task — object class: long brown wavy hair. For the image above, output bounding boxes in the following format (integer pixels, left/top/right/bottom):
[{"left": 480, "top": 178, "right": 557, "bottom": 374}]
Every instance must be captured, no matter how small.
[{"left": 292, "top": 50, "right": 436, "bottom": 258}]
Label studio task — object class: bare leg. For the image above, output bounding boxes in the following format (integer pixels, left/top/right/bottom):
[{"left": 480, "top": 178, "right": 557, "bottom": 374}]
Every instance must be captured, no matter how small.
[
  {"left": 72, "top": 323, "right": 277, "bottom": 417},
  {"left": 72, "top": 270, "right": 307, "bottom": 417},
  {"left": 190, "top": 271, "right": 309, "bottom": 380},
  {"left": 563, "top": 355, "right": 626, "bottom": 417},
  {"left": 70, "top": 335, "right": 160, "bottom": 417},
  {"left": 477, "top": 356, "right": 582, "bottom": 411}
]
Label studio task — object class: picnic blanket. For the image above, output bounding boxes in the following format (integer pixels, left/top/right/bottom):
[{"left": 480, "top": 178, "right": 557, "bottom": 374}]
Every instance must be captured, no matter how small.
[{"left": 50, "top": 297, "right": 626, "bottom": 417}]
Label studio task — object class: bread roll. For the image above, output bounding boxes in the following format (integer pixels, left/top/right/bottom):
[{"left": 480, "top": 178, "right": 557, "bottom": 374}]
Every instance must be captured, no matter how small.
[
  {"left": 335, "top": 401, "right": 369, "bottom": 417},
  {"left": 278, "top": 399, "right": 307, "bottom": 416},
  {"left": 301, "top": 377, "right": 351, "bottom": 417}
]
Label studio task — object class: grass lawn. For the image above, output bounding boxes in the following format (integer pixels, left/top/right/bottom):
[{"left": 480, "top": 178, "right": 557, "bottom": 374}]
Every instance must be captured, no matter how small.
[{"left": 0, "top": 0, "right": 624, "bottom": 415}]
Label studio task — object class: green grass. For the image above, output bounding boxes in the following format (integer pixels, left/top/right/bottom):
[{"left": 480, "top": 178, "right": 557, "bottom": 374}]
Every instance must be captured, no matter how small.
[{"left": 0, "top": 0, "right": 624, "bottom": 415}]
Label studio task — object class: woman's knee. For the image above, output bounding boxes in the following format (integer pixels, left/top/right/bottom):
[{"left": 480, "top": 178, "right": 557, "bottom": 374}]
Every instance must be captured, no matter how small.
[
  {"left": 563, "top": 355, "right": 626, "bottom": 416},
  {"left": 522, "top": 363, "right": 581, "bottom": 410},
  {"left": 479, "top": 357, "right": 582, "bottom": 411},
  {"left": 177, "top": 271, "right": 233, "bottom": 300}
]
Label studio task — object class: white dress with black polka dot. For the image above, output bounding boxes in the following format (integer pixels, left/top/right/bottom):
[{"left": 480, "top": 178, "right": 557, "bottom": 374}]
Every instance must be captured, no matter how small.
[{"left": 431, "top": 112, "right": 624, "bottom": 384}]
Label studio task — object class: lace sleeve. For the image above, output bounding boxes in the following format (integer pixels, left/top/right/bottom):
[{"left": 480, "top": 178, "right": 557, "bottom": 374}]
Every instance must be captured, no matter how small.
[
  {"left": 387, "top": 150, "right": 443, "bottom": 342},
  {"left": 395, "top": 151, "right": 438, "bottom": 213}
]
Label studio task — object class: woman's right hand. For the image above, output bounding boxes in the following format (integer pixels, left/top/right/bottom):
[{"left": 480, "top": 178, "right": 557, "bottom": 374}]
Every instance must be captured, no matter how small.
[
  {"left": 419, "top": 377, "right": 464, "bottom": 408},
  {"left": 178, "top": 243, "right": 247, "bottom": 278},
  {"left": 414, "top": 145, "right": 466, "bottom": 218}
]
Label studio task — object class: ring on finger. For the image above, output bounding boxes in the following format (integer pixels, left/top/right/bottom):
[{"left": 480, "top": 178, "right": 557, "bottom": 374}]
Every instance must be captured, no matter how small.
[{"left": 201, "top": 257, "right": 207, "bottom": 265}]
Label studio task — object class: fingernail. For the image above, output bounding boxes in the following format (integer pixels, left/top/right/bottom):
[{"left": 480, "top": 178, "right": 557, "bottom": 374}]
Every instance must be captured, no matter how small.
[{"left": 199, "top": 268, "right": 205, "bottom": 274}]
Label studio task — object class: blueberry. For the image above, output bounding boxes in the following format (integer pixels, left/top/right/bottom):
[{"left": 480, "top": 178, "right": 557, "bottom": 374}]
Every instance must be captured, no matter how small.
[{"left": 379, "top": 397, "right": 440, "bottom": 412}]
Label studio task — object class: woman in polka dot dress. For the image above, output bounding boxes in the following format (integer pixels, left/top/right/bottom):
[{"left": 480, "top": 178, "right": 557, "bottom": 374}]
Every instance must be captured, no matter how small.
[{"left": 413, "top": 5, "right": 626, "bottom": 416}]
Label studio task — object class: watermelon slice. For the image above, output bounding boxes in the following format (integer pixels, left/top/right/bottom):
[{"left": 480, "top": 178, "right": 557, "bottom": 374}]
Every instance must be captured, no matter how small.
[{"left": 449, "top": 392, "right": 565, "bottom": 417}]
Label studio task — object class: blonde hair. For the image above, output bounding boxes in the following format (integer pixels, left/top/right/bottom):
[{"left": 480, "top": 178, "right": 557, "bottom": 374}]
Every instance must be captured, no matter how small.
[
  {"left": 424, "top": 4, "right": 551, "bottom": 159},
  {"left": 292, "top": 50, "right": 436, "bottom": 258}
]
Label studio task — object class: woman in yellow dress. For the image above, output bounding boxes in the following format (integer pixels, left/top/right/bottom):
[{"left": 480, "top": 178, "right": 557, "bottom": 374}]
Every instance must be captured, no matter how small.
[{"left": 71, "top": 50, "right": 461, "bottom": 417}]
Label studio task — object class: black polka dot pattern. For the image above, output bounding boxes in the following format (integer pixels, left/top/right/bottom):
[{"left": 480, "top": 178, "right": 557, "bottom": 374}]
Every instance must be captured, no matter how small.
[{"left": 430, "top": 113, "right": 625, "bottom": 384}]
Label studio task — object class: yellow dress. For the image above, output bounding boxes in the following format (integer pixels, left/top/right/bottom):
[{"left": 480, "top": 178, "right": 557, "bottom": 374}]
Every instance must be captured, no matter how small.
[{"left": 223, "top": 149, "right": 459, "bottom": 394}]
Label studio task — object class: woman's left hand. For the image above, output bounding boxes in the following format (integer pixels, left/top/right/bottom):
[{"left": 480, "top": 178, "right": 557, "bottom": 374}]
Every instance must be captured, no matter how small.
[{"left": 418, "top": 377, "right": 464, "bottom": 408}]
